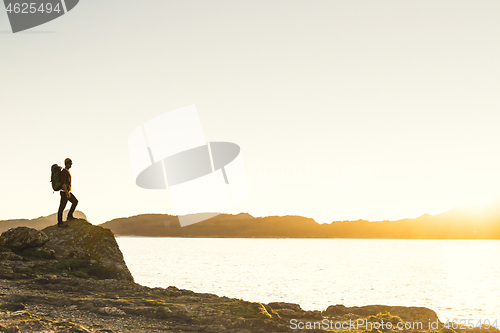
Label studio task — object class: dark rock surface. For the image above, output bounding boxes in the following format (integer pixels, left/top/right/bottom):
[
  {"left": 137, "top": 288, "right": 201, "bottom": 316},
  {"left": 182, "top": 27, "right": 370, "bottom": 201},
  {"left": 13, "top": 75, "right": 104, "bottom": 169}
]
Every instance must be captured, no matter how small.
[
  {"left": 324, "top": 304, "right": 439, "bottom": 322},
  {"left": 0, "top": 227, "right": 49, "bottom": 251},
  {"left": 41, "top": 219, "right": 133, "bottom": 281}
]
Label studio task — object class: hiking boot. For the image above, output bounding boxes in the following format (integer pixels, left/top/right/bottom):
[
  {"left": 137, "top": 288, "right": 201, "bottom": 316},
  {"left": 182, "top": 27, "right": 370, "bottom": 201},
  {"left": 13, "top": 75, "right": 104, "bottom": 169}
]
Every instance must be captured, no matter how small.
[{"left": 57, "top": 222, "right": 69, "bottom": 228}]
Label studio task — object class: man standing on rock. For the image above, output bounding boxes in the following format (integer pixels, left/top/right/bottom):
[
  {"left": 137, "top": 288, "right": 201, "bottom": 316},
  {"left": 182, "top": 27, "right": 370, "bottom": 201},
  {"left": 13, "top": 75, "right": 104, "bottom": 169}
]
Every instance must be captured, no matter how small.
[{"left": 57, "top": 158, "right": 78, "bottom": 228}]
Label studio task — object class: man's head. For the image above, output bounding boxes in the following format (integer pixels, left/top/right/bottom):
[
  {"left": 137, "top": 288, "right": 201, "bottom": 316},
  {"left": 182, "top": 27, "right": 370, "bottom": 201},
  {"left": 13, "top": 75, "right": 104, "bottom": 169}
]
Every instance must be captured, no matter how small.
[{"left": 64, "top": 158, "right": 73, "bottom": 169}]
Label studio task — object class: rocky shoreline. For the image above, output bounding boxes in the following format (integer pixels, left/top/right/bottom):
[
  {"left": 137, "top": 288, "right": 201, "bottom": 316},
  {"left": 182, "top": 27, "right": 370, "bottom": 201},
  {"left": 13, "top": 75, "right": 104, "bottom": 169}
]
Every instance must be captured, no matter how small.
[{"left": 0, "top": 219, "right": 497, "bottom": 332}]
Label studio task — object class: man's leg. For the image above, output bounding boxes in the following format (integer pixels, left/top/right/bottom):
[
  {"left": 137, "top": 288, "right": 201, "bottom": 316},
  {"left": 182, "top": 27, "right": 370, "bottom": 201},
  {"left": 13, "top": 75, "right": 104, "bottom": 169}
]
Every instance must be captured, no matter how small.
[
  {"left": 67, "top": 193, "right": 78, "bottom": 220},
  {"left": 57, "top": 191, "right": 68, "bottom": 224}
]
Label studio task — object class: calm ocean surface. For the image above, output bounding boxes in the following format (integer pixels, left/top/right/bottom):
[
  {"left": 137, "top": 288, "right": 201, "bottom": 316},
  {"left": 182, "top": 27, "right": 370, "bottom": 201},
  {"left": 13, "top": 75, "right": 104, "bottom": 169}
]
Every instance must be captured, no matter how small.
[{"left": 116, "top": 237, "right": 500, "bottom": 322}]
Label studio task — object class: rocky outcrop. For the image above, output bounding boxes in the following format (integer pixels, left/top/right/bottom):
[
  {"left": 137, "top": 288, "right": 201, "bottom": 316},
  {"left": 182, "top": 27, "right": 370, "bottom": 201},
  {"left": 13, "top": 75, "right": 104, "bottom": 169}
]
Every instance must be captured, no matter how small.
[
  {"left": 0, "top": 219, "right": 133, "bottom": 281},
  {"left": 267, "top": 302, "right": 322, "bottom": 320},
  {"left": 323, "top": 304, "right": 440, "bottom": 322},
  {"left": 0, "top": 227, "right": 49, "bottom": 250},
  {"left": 41, "top": 219, "right": 133, "bottom": 281}
]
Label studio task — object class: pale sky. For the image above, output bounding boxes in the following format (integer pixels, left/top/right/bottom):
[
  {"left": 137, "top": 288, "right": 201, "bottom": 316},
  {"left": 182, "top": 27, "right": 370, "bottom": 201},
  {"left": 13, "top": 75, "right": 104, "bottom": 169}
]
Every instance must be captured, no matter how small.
[{"left": 1, "top": 0, "right": 500, "bottom": 225}]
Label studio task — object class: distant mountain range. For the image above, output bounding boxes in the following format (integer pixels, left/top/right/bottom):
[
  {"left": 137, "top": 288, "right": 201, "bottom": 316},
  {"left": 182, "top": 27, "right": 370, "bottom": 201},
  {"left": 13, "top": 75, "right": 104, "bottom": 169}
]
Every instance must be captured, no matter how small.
[
  {"left": 0, "top": 210, "right": 87, "bottom": 233},
  {"left": 98, "top": 201, "right": 500, "bottom": 239},
  {"left": 3, "top": 203, "right": 500, "bottom": 239}
]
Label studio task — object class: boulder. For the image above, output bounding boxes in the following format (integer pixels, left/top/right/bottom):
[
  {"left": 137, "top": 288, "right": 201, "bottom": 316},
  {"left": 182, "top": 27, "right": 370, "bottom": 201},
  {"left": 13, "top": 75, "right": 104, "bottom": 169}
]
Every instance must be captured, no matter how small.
[
  {"left": 267, "top": 302, "right": 303, "bottom": 313},
  {"left": 98, "top": 307, "right": 127, "bottom": 316},
  {"left": 0, "top": 227, "right": 49, "bottom": 250},
  {"left": 41, "top": 219, "right": 134, "bottom": 281},
  {"left": 267, "top": 302, "right": 323, "bottom": 319},
  {"left": 267, "top": 302, "right": 305, "bottom": 317},
  {"left": 326, "top": 304, "right": 440, "bottom": 323},
  {"left": 324, "top": 304, "right": 348, "bottom": 317}
]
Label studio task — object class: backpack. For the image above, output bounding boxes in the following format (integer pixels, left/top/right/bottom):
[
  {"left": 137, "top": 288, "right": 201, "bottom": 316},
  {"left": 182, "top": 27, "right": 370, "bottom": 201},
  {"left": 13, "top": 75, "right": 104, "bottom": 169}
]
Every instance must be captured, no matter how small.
[{"left": 50, "top": 164, "right": 62, "bottom": 191}]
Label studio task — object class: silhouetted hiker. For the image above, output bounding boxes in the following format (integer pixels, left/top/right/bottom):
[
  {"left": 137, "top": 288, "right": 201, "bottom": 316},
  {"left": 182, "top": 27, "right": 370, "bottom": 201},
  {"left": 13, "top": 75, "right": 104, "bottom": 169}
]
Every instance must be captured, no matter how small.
[{"left": 57, "top": 158, "right": 78, "bottom": 228}]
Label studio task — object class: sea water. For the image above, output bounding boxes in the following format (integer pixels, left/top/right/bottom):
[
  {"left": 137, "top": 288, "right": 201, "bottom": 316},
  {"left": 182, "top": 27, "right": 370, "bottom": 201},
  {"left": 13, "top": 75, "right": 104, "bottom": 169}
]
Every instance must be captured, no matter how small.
[{"left": 116, "top": 237, "right": 500, "bottom": 323}]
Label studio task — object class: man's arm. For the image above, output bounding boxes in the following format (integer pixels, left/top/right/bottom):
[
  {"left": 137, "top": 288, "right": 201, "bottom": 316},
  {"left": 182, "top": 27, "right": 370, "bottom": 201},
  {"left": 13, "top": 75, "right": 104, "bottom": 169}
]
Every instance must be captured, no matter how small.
[
  {"left": 62, "top": 184, "right": 70, "bottom": 198},
  {"left": 60, "top": 170, "right": 70, "bottom": 198}
]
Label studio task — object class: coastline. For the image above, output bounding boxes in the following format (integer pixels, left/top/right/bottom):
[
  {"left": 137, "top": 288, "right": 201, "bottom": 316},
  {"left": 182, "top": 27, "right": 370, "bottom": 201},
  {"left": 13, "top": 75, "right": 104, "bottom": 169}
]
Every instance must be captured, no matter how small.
[{"left": 0, "top": 219, "right": 498, "bottom": 332}]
